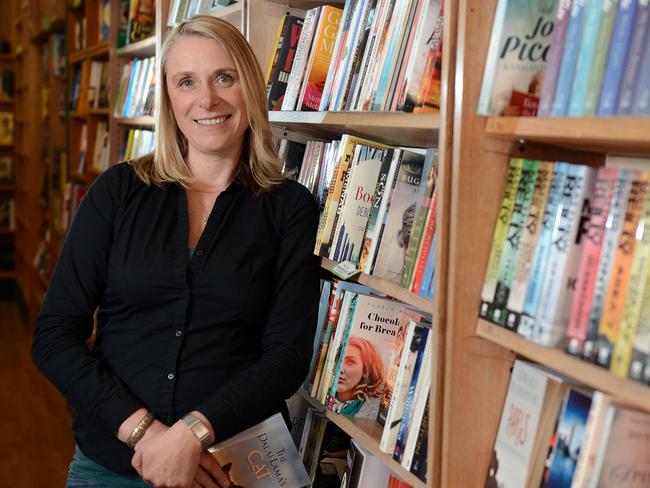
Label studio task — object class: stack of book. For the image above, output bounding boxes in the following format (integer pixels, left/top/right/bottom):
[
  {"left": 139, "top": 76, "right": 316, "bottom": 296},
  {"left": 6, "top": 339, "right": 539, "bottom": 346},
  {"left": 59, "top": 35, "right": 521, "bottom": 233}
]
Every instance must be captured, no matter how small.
[
  {"left": 117, "top": 0, "right": 156, "bottom": 48},
  {"left": 121, "top": 128, "right": 155, "bottom": 160},
  {"left": 488, "top": 359, "right": 650, "bottom": 487},
  {"left": 87, "top": 61, "right": 110, "bottom": 110},
  {"left": 478, "top": 0, "right": 650, "bottom": 117},
  {"left": 479, "top": 156, "right": 650, "bottom": 385},
  {"left": 265, "top": 0, "right": 444, "bottom": 113},
  {"left": 302, "top": 279, "right": 432, "bottom": 483},
  {"left": 279, "top": 134, "right": 438, "bottom": 296},
  {"left": 114, "top": 56, "right": 156, "bottom": 119},
  {"left": 167, "top": 0, "right": 238, "bottom": 27}
]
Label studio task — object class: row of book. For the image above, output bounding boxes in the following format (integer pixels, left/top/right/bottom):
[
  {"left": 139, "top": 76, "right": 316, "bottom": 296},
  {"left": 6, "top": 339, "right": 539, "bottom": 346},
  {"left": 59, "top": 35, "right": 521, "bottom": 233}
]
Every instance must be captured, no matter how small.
[
  {"left": 121, "top": 128, "right": 155, "bottom": 161},
  {"left": 69, "top": 61, "right": 108, "bottom": 113},
  {"left": 167, "top": 0, "right": 238, "bottom": 27},
  {"left": 280, "top": 134, "right": 437, "bottom": 294},
  {"left": 114, "top": 56, "right": 156, "bottom": 119},
  {"left": 1, "top": 70, "right": 13, "bottom": 99},
  {"left": 489, "top": 359, "right": 650, "bottom": 488},
  {"left": 480, "top": 157, "right": 650, "bottom": 385},
  {"left": 265, "top": 0, "right": 442, "bottom": 113},
  {"left": 0, "top": 112, "right": 13, "bottom": 145},
  {"left": 0, "top": 156, "right": 12, "bottom": 184},
  {"left": 0, "top": 197, "right": 14, "bottom": 230},
  {"left": 117, "top": 0, "right": 155, "bottom": 48},
  {"left": 478, "top": 0, "right": 650, "bottom": 117},
  {"left": 302, "top": 279, "right": 431, "bottom": 482}
]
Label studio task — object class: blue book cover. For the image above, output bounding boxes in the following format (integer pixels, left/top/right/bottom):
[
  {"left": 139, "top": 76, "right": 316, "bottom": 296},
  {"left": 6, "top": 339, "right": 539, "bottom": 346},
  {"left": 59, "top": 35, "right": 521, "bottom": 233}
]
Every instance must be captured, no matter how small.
[
  {"left": 121, "top": 58, "right": 142, "bottom": 118},
  {"left": 419, "top": 233, "right": 437, "bottom": 298},
  {"left": 598, "top": 0, "right": 638, "bottom": 115},
  {"left": 304, "top": 280, "right": 333, "bottom": 391},
  {"left": 616, "top": 0, "right": 650, "bottom": 114},
  {"left": 519, "top": 162, "right": 568, "bottom": 340},
  {"left": 551, "top": 0, "right": 587, "bottom": 116},
  {"left": 567, "top": 0, "right": 605, "bottom": 115},
  {"left": 545, "top": 389, "right": 592, "bottom": 488},
  {"left": 631, "top": 30, "right": 650, "bottom": 114}
]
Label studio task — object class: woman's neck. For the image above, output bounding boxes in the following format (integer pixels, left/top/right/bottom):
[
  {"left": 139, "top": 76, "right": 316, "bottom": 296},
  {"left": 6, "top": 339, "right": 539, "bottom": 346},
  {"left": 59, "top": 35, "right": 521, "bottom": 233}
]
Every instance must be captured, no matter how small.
[{"left": 186, "top": 148, "right": 241, "bottom": 191}]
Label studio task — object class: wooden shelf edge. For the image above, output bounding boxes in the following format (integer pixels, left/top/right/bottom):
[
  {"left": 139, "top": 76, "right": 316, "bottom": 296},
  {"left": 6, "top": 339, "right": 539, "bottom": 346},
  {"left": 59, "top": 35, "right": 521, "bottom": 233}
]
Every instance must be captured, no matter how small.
[
  {"left": 484, "top": 116, "right": 650, "bottom": 153},
  {"left": 0, "top": 98, "right": 15, "bottom": 104},
  {"left": 320, "top": 257, "right": 433, "bottom": 311},
  {"left": 476, "top": 319, "right": 650, "bottom": 411},
  {"left": 116, "top": 116, "right": 155, "bottom": 127},
  {"left": 87, "top": 41, "right": 110, "bottom": 59},
  {"left": 208, "top": 2, "right": 243, "bottom": 19},
  {"left": 88, "top": 108, "right": 110, "bottom": 115},
  {"left": 0, "top": 270, "right": 16, "bottom": 279},
  {"left": 116, "top": 37, "right": 156, "bottom": 58},
  {"left": 269, "top": 111, "right": 440, "bottom": 129},
  {"left": 295, "top": 389, "right": 427, "bottom": 488}
]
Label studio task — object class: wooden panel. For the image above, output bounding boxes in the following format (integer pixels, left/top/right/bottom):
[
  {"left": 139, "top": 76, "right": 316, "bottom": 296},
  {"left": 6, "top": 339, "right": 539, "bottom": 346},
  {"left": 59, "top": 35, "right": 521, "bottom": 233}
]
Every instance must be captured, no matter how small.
[
  {"left": 477, "top": 320, "right": 650, "bottom": 411},
  {"left": 115, "top": 36, "right": 156, "bottom": 58}
]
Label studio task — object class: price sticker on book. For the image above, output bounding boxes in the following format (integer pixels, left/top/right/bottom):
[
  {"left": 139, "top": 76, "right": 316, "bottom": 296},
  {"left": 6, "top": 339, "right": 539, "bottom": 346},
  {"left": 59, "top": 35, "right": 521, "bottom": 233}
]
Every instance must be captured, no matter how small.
[{"left": 331, "top": 260, "right": 361, "bottom": 280}]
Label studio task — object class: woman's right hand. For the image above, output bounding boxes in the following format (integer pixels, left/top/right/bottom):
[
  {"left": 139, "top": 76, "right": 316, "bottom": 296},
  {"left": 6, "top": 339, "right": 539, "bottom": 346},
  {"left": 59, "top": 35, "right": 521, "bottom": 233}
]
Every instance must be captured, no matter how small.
[{"left": 192, "top": 452, "right": 237, "bottom": 488}]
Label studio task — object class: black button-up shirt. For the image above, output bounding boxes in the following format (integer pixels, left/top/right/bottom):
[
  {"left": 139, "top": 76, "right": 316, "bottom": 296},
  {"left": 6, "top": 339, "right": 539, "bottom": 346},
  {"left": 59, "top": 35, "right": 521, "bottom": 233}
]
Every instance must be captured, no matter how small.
[{"left": 32, "top": 162, "right": 320, "bottom": 475}]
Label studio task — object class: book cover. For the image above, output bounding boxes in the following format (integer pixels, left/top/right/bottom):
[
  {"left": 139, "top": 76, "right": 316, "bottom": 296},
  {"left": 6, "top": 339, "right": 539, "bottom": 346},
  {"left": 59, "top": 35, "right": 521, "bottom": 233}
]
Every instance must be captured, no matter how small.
[
  {"left": 537, "top": 0, "right": 573, "bottom": 116},
  {"left": 413, "top": 12, "right": 444, "bottom": 114},
  {"left": 267, "top": 16, "right": 304, "bottom": 111},
  {"left": 491, "top": 160, "right": 539, "bottom": 326},
  {"left": 409, "top": 393, "right": 429, "bottom": 482},
  {"left": 304, "top": 280, "right": 333, "bottom": 392},
  {"left": 592, "top": 406, "right": 650, "bottom": 487},
  {"left": 533, "top": 164, "right": 596, "bottom": 348},
  {"left": 616, "top": 0, "right": 650, "bottom": 114},
  {"left": 372, "top": 149, "right": 425, "bottom": 284},
  {"left": 477, "top": 0, "right": 558, "bottom": 116},
  {"left": 129, "top": 0, "right": 155, "bottom": 44},
  {"left": 488, "top": 360, "right": 568, "bottom": 488},
  {"left": 567, "top": 0, "right": 605, "bottom": 116},
  {"left": 345, "top": 439, "right": 391, "bottom": 488},
  {"left": 0, "top": 112, "right": 13, "bottom": 146},
  {"left": 596, "top": 173, "right": 649, "bottom": 368},
  {"left": 519, "top": 163, "right": 568, "bottom": 339},
  {"left": 411, "top": 189, "right": 438, "bottom": 295},
  {"left": 565, "top": 168, "right": 619, "bottom": 356},
  {"left": 629, "top": 268, "right": 650, "bottom": 384},
  {"left": 505, "top": 161, "right": 554, "bottom": 331},
  {"left": 544, "top": 388, "right": 592, "bottom": 488},
  {"left": 480, "top": 159, "right": 525, "bottom": 321},
  {"left": 598, "top": 0, "right": 638, "bottom": 115},
  {"left": 630, "top": 26, "right": 650, "bottom": 115}
]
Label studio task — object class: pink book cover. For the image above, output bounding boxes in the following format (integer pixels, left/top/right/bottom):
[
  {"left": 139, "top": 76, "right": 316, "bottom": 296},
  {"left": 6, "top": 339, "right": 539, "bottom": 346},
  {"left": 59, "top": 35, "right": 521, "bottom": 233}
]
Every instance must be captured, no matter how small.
[{"left": 566, "top": 167, "right": 619, "bottom": 356}]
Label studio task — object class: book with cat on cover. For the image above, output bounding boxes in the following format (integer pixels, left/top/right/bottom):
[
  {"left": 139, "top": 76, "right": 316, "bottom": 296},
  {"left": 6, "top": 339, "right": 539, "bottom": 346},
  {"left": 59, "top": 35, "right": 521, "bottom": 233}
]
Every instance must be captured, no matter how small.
[
  {"left": 477, "top": 0, "right": 558, "bottom": 116},
  {"left": 207, "top": 413, "right": 310, "bottom": 488}
]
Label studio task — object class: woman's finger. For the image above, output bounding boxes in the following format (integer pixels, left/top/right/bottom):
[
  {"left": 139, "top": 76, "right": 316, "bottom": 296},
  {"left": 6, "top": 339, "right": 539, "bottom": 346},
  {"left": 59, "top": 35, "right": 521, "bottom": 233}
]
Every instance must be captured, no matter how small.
[
  {"left": 194, "top": 465, "right": 219, "bottom": 488},
  {"left": 199, "top": 452, "right": 231, "bottom": 487}
]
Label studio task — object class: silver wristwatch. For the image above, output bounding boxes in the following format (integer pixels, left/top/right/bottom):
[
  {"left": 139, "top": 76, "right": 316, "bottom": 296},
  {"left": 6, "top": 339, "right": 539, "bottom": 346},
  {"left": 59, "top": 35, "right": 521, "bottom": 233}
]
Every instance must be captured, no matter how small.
[{"left": 181, "top": 413, "right": 212, "bottom": 449}]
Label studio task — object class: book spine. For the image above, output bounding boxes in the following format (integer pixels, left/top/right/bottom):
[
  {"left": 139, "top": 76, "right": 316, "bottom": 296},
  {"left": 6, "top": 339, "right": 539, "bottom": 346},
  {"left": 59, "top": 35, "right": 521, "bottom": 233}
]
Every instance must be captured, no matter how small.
[
  {"left": 567, "top": 0, "right": 605, "bottom": 116},
  {"left": 610, "top": 191, "right": 650, "bottom": 377},
  {"left": 319, "top": 0, "right": 354, "bottom": 111},
  {"left": 597, "top": 0, "right": 638, "bottom": 115},
  {"left": 479, "top": 159, "right": 524, "bottom": 321},
  {"left": 264, "top": 14, "right": 287, "bottom": 90},
  {"left": 630, "top": 30, "right": 650, "bottom": 115},
  {"left": 570, "top": 391, "right": 606, "bottom": 487},
  {"left": 595, "top": 173, "right": 649, "bottom": 368},
  {"left": 310, "top": 284, "right": 344, "bottom": 397},
  {"left": 582, "top": 171, "right": 632, "bottom": 361},
  {"left": 505, "top": 161, "right": 554, "bottom": 332},
  {"left": 477, "top": 0, "right": 509, "bottom": 115},
  {"left": 519, "top": 163, "right": 569, "bottom": 339},
  {"left": 566, "top": 168, "right": 618, "bottom": 356},
  {"left": 538, "top": 0, "right": 573, "bottom": 117},
  {"left": 616, "top": 0, "right": 650, "bottom": 114},
  {"left": 629, "top": 268, "right": 650, "bottom": 384},
  {"left": 411, "top": 191, "right": 437, "bottom": 294},
  {"left": 582, "top": 0, "right": 619, "bottom": 115},
  {"left": 268, "top": 17, "right": 304, "bottom": 111},
  {"left": 550, "top": 0, "right": 587, "bottom": 116},
  {"left": 325, "top": 295, "right": 358, "bottom": 407},
  {"left": 329, "top": 146, "right": 359, "bottom": 261},
  {"left": 491, "top": 160, "right": 539, "bottom": 326},
  {"left": 533, "top": 165, "right": 597, "bottom": 347}
]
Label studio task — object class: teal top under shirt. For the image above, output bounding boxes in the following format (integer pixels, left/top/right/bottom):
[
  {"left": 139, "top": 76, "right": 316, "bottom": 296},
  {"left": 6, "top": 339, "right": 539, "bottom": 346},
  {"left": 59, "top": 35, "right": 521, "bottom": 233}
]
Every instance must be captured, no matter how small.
[{"left": 70, "top": 250, "right": 196, "bottom": 486}]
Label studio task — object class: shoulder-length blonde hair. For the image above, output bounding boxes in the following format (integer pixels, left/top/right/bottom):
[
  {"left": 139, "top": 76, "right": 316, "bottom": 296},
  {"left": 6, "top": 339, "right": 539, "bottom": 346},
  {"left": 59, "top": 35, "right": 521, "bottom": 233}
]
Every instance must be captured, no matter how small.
[{"left": 131, "top": 15, "right": 285, "bottom": 194}]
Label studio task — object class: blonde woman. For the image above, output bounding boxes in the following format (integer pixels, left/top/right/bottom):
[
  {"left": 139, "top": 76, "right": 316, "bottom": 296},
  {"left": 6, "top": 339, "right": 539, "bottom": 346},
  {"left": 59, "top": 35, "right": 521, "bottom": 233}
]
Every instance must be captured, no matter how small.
[{"left": 33, "top": 16, "right": 319, "bottom": 488}]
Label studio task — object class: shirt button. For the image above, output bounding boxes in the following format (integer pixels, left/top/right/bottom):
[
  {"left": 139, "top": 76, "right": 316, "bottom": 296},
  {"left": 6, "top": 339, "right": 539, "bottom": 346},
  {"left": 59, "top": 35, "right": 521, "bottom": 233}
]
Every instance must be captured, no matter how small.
[
  {"left": 175, "top": 330, "right": 182, "bottom": 337},
  {"left": 165, "top": 415, "right": 173, "bottom": 423},
  {"left": 167, "top": 373, "right": 175, "bottom": 381},
  {"left": 195, "top": 249, "right": 204, "bottom": 256}
]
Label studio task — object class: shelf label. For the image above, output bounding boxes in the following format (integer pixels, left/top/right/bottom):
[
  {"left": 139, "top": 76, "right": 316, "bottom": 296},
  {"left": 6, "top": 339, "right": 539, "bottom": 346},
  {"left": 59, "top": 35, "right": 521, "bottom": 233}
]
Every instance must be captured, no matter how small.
[{"left": 331, "top": 260, "right": 361, "bottom": 280}]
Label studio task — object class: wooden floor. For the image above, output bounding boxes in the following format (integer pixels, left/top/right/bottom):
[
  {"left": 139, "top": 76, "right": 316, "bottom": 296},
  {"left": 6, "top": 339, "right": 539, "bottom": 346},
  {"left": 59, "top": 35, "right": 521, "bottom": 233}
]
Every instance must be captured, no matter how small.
[{"left": 0, "top": 301, "right": 74, "bottom": 486}]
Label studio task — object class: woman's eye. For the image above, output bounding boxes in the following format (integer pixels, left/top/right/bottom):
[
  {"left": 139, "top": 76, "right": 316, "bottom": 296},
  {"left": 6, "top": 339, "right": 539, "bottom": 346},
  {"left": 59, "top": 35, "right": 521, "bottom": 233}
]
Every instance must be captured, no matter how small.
[
  {"left": 216, "top": 74, "right": 234, "bottom": 85},
  {"left": 179, "top": 79, "right": 193, "bottom": 88}
]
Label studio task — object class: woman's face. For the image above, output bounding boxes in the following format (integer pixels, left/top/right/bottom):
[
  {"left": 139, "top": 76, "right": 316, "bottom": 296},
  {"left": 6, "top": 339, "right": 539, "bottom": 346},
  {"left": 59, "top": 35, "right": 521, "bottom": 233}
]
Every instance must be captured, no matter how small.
[
  {"left": 165, "top": 36, "right": 249, "bottom": 162},
  {"left": 337, "top": 345, "right": 364, "bottom": 401}
]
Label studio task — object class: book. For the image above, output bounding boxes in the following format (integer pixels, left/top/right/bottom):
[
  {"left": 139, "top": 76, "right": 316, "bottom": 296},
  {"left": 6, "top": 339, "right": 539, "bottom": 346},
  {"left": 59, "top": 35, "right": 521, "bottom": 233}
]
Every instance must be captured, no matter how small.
[
  {"left": 0, "top": 156, "right": 12, "bottom": 184},
  {"left": 616, "top": 0, "right": 650, "bottom": 114},
  {"left": 206, "top": 413, "right": 310, "bottom": 487},
  {"left": 630, "top": 24, "right": 650, "bottom": 115},
  {"left": 630, "top": 267, "right": 650, "bottom": 384},
  {"left": 477, "top": 0, "right": 558, "bottom": 116},
  {"left": 344, "top": 439, "right": 391, "bottom": 488},
  {"left": 266, "top": 16, "right": 304, "bottom": 111},
  {"left": 0, "top": 112, "right": 13, "bottom": 145}
]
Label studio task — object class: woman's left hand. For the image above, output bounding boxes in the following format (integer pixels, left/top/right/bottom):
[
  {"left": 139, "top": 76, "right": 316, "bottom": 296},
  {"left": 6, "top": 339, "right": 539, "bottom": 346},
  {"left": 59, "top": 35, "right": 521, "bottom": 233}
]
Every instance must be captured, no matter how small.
[{"left": 132, "top": 420, "right": 203, "bottom": 488}]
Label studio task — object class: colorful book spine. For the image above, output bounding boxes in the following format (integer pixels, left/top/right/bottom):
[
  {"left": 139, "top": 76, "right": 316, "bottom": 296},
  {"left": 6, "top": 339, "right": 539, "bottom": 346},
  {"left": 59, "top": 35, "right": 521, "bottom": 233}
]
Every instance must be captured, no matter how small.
[
  {"left": 630, "top": 31, "right": 650, "bottom": 115},
  {"left": 582, "top": 170, "right": 632, "bottom": 361},
  {"left": 567, "top": 0, "right": 605, "bottom": 115},
  {"left": 477, "top": 0, "right": 510, "bottom": 115},
  {"left": 480, "top": 159, "right": 524, "bottom": 320},
  {"left": 419, "top": 231, "right": 437, "bottom": 299},
  {"left": 610, "top": 190, "right": 650, "bottom": 378},
  {"left": 505, "top": 161, "right": 554, "bottom": 331},
  {"left": 533, "top": 164, "right": 596, "bottom": 347},
  {"left": 550, "top": 0, "right": 587, "bottom": 116},
  {"left": 629, "top": 268, "right": 650, "bottom": 384},
  {"left": 597, "top": 0, "right": 638, "bottom": 115},
  {"left": 538, "top": 0, "right": 573, "bottom": 116},
  {"left": 566, "top": 168, "right": 619, "bottom": 356},
  {"left": 595, "top": 172, "right": 649, "bottom": 368},
  {"left": 411, "top": 191, "right": 437, "bottom": 295},
  {"left": 616, "top": 0, "right": 650, "bottom": 114},
  {"left": 582, "top": 0, "right": 619, "bottom": 115},
  {"left": 519, "top": 163, "right": 568, "bottom": 339},
  {"left": 267, "top": 16, "right": 304, "bottom": 111},
  {"left": 491, "top": 160, "right": 540, "bottom": 326}
]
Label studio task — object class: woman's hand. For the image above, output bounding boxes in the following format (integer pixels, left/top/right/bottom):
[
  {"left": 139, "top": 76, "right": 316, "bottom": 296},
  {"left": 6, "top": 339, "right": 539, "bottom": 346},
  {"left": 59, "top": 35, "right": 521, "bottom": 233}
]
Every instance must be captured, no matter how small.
[
  {"left": 131, "top": 420, "right": 203, "bottom": 488},
  {"left": 193, "top": 451, "right": 236, "bottom": 487}
]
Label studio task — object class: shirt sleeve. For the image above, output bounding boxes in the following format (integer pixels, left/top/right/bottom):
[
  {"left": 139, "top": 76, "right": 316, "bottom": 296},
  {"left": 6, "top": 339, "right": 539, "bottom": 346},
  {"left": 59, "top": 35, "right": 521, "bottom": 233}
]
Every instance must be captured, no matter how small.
[
  {"left": 197, "top": 183, "right": 320, "bottom": 440},
  {"left": 32, "top": 164, "right": 143, "bottom": 436}
]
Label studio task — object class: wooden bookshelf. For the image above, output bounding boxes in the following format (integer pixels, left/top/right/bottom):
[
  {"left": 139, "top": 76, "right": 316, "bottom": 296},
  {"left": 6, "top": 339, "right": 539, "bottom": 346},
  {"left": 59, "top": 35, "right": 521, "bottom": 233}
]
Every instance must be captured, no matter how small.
[
  {"left": 116, "top": 36, "right": 156, "bottom": 58},
  {"left": 268, "top": 112, "right": 439, "bottom": 148},
  {"left": 265, "top": 0, "right": 345, "bottom": 8},
  {"left": 296, "top": 390, "right": 427, "bottom": 488},
  {"left": 0, "top": 54, "right": 16, "bottom": 61},
  {"left": 485, "top": 116, "right": 650, "bottom": 154},
  {"left": 0, "top": 270, "right": 16, "bottom": 279},
  {"left": 88, "top": 108, "right": 110, "bottom": 116},
  {"left": 477, "top": 320, "right": 650, "bottom": 412},
  {"left": 0, "top": 229, "right": 15, "bottom": 235},
  {"left": 208, "top": 2, "right": 243, "bottom": 23},
  {"left": 115, "top": 116, "right": 155, "bottom": 128},
  {"left": 0, "top": 184, "right": 15, "bottom": 191},
  {"left": 0, "top": 98, "right": 15, "bottom": 105},
  {"left": 87, "top": 41, "right": 110, "bottom": 59},
  {"left": 320, "top": 258, "right": 433, "bottom": 312}
]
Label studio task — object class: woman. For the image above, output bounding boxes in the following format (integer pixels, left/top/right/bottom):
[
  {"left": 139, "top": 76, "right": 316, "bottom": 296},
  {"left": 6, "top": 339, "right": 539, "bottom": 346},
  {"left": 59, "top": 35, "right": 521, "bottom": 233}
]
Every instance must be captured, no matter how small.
[{"left": 32, "top": 16, "right": 319, "bottom": 488}]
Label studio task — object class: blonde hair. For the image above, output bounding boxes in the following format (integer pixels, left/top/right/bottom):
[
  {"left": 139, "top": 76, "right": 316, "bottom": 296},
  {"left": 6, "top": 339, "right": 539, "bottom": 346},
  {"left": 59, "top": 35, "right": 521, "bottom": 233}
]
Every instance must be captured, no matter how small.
[{"left": 131, "top": 15, "right": 285, "bottom": 194}]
